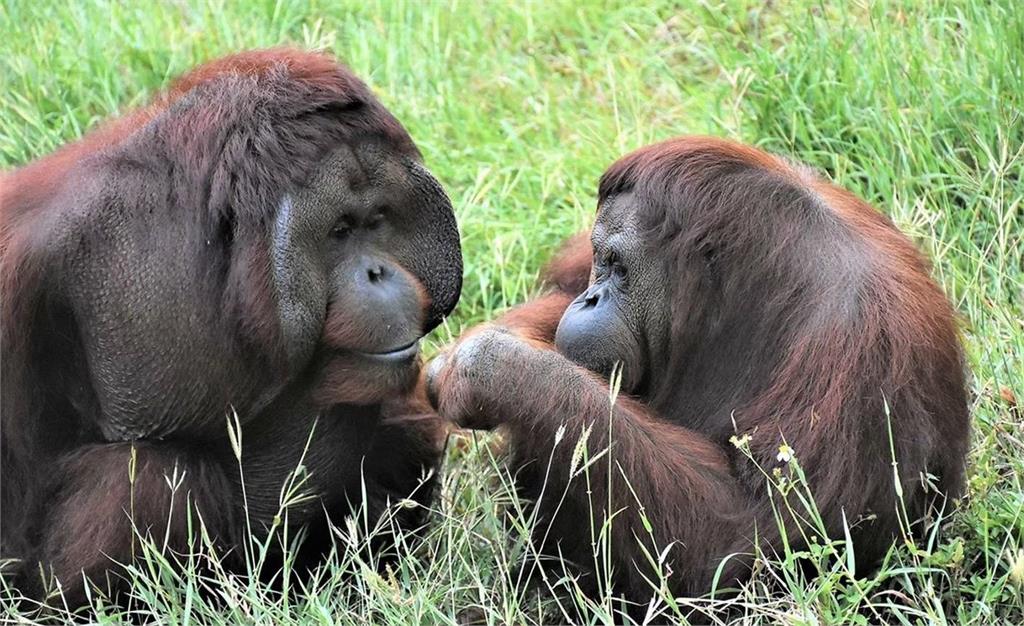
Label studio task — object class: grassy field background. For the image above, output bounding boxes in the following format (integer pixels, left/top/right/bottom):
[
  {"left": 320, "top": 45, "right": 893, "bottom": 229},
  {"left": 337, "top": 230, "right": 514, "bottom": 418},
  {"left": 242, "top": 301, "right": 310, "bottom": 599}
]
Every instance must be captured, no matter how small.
[{"left": 1, "top": 0, "right": 1022, "bottom": 623}]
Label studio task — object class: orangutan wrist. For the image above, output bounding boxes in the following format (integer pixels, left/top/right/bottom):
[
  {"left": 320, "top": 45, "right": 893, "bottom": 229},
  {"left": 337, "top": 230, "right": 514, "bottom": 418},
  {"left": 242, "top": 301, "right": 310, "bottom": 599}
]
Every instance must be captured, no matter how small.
[{"left": 497, "top": 351, "right": 604, "bottom": 430}]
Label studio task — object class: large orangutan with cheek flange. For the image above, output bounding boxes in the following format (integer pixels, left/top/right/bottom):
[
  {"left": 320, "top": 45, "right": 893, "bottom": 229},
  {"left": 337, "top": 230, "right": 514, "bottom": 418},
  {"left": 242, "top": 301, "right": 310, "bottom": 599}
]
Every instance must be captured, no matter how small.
[
  {"left": 427, "top": 136, "right": 969, "bottom": 604},
  {"left": 1, "top": 48, "right": 461, "bottom": 606}
]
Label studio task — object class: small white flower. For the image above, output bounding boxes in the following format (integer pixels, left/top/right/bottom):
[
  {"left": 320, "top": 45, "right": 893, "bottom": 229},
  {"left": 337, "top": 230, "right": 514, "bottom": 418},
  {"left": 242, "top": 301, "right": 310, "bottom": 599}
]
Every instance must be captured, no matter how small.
[
  {"left": 729, "top": 433, "right": 751, "bottom": 449},
  {"left": 776, "top": 443, "right": 794, "bottom": 463}
]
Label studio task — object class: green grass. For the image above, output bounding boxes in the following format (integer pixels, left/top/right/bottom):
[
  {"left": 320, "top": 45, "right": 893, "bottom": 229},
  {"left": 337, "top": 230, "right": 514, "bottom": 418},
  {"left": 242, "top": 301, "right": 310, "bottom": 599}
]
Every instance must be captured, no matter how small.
[{"left": 1, "top": 0, "right": 1022, "bottom": 623}]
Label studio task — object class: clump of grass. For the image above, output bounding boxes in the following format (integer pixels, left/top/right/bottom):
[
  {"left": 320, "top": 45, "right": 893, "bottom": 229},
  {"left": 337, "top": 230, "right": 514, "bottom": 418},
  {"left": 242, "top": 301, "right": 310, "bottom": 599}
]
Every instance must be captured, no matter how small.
[{"left": 2, "top": 0, "right": 1021, "bottom": 623}]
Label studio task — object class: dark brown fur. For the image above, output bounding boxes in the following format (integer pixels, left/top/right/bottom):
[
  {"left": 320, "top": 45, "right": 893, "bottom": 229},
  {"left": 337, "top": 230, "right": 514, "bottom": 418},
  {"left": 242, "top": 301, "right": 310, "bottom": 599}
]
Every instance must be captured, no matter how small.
[
  {"left": 1, "top": 49, "right": 446, "bottom": 608},
  {"left": 431, "top": 136, "right": 969, "bottom": 603}
]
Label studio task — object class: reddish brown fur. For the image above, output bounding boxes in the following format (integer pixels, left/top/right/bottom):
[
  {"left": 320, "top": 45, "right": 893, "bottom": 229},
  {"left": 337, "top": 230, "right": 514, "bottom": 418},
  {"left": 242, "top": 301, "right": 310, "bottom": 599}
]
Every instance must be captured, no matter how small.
[
  {"left": 37, "top": 443, "right": 237, "bottom": 601},
  {"left": 1, "top": 49, "right": 443, "bottom": 608},
  {"left": 433, "top": 136, "right": 969, "bottom": 606}
]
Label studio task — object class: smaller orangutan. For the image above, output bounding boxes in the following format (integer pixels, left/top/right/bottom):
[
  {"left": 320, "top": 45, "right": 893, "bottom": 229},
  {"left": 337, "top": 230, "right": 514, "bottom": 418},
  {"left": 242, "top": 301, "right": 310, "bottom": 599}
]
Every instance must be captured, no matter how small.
[{"left": 426, "top": 136, "right": 969, "bottom": 604}]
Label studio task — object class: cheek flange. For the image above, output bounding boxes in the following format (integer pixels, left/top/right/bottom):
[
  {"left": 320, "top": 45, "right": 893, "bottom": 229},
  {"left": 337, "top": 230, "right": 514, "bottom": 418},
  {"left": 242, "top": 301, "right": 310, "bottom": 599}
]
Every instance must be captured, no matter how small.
[{"left": 270, "top": 194, "right": 329, "bottom": 371}]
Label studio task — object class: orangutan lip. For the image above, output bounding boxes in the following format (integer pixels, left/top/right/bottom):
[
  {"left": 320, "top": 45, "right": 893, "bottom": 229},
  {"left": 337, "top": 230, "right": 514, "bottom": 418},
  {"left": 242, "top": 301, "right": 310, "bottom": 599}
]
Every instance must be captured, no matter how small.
[{"left": 357, "top": 339, "right": 421, "bottom": 362}]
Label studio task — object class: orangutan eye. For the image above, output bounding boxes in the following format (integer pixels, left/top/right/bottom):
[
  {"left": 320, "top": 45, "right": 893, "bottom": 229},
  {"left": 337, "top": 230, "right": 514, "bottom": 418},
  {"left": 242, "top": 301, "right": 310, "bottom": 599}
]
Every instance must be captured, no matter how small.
[
  {"left": 606, "top": 252, "right": 627, "bottom": 279},
  {"left": 332, "top": 217, "right": 353, "bottom": 239},
  {"left": 366, "top": 210, "right": 387, "bottom": 230}
]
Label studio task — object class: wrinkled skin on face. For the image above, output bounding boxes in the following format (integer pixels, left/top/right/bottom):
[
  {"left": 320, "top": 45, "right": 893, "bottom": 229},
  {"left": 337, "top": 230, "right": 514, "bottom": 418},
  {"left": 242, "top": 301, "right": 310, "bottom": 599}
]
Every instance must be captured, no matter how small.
[
  {"left": 554, "top": 192, "right": 669, "bottom": 394},
  {"left": 1, "top": 49, "right": 464, "bottom": 609},
  {"left": 275, "top": 139, "right": 462, "bottom": 407},
  {"left": 424, "top": 191, "right": 671, "bottom": 427},
  {"left": 425, "top": 135, "right": 970, "bottom": 611},
  {"left": 58, "top": 137, "right": 460, "bottom": 441}
]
